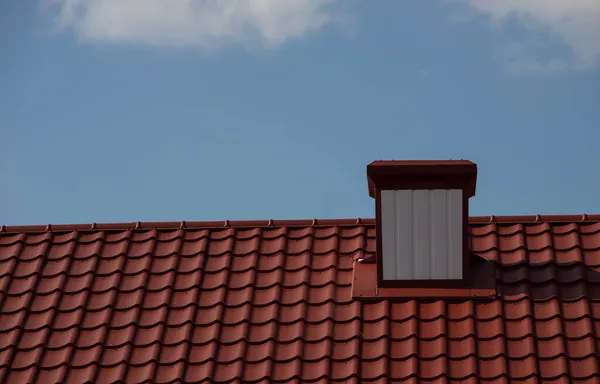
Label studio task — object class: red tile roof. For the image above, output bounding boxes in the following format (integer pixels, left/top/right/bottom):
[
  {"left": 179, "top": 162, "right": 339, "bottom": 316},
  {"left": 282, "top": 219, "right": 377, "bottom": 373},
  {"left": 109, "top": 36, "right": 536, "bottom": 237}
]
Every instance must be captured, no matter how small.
[{"left": 1, "top": 216, "right": 600, "bottom": 383}]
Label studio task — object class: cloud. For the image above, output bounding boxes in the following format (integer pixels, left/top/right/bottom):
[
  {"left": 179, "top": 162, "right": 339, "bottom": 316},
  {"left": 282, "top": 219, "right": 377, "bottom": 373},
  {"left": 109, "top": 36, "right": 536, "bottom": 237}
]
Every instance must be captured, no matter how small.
[
  {"left": 453, "top": 0, "right": 600, "bottom": 71},
  {"left": 42, "top": 0, "right": 343, "bottom": 49}
]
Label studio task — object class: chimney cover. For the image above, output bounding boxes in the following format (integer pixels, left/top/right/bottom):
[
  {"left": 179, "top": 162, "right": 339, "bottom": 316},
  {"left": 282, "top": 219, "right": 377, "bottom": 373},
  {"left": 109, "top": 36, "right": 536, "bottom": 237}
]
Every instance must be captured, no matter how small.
[{"left": 367, "top": 160, "right": 477, "bottom": 199}]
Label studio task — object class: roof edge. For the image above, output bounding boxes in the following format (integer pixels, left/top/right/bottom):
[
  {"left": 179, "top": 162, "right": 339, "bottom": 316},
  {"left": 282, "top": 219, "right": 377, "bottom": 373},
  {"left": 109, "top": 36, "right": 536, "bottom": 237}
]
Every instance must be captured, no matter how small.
[{"left": 1, "top": 214, "right": 599, "bottom": 233}]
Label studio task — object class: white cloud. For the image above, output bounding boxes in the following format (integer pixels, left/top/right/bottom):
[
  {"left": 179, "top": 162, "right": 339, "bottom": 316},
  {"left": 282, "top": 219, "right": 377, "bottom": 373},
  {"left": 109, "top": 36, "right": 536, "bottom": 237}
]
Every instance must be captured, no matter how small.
[
  {"left": 454, "top": 0, "right": 600, "bottom": 71},
  {"left": 42, "top": 0, "right": 343, "bottom": 49}
]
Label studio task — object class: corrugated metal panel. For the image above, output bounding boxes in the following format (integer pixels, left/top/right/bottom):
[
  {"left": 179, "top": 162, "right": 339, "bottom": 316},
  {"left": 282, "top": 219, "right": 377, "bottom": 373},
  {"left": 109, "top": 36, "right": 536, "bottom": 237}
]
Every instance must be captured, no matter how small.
[{"left": 380, "top": 189, "right": 463, "bottom": 280}]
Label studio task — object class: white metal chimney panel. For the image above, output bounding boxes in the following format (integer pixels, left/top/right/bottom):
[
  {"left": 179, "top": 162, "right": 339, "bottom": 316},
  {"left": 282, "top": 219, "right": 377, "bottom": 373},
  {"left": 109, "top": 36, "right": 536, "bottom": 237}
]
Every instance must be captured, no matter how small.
[
  {"left": 381, "top": 190, "right": 412, "bottom": 280},
  {"left": 380, "top": 189, "right": 463, "bottom": 280}
]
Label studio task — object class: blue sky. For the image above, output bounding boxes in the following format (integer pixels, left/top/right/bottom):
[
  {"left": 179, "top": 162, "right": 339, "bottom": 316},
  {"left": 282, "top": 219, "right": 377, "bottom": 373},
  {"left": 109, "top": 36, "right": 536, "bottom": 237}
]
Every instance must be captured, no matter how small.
[{"left": 1, "top": 0, "right": 599, "bottom": 226}]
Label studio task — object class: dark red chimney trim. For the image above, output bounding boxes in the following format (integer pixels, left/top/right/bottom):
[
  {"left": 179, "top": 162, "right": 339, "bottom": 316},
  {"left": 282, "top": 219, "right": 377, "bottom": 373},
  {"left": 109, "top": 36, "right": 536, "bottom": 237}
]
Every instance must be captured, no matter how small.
[{"left": 367, "top": 160, "right": 478, "bottom": 199}]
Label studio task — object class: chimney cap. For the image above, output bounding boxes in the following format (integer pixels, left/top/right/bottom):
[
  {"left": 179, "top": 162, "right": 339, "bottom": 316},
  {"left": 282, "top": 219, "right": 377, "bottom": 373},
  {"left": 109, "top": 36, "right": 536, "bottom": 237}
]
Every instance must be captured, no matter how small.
[{"left": 367, "top": 160, "right": 478, "bottom": 198}]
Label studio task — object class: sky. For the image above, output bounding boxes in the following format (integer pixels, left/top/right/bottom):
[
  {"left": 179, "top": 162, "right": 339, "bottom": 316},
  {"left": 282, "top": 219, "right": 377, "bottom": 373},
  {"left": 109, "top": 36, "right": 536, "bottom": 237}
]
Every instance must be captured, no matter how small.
[{"left": 1, "top": 0, "right": 599, "bottom": 226}]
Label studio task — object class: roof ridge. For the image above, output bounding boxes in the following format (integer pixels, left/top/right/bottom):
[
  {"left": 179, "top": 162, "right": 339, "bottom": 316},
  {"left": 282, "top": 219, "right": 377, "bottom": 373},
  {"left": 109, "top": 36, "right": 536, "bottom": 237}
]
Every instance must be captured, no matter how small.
[{"left": 1, "top": 214, "right": 600, "bottom": 233}]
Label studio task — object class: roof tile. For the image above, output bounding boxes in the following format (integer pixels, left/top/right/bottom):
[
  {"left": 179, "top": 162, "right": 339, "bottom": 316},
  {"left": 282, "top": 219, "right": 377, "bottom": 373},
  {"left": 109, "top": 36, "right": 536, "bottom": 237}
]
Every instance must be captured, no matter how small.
[
  {"left": 65, "top": 365, "right": 96, "bottom": 384},
  {"left": 184, "top": 361, "right": 212, "bottom": 383},
  {"left": 272, "top": 358, "right": 301, "bottom": 381},
  {"left": 5, "top": 368, "right": 36, "bottom": 384},
  {"left": 95, "top": 364, "right": 127, "bottom": 383},
  {"left": 242, "top": 360, "right": 271, "bottom": 382},
  {"left": 38, "top": 366, "right": 69, "bottom": 384},
  {"left": 77, "top": 328, "right": 105, "bottom": 348}
]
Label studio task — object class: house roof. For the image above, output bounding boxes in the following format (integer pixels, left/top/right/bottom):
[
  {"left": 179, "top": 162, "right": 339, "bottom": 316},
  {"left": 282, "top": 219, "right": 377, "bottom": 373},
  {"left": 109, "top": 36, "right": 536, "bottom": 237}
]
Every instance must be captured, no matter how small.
[{"left": 1, "top": 215, "right": 600, "bottom": 383}]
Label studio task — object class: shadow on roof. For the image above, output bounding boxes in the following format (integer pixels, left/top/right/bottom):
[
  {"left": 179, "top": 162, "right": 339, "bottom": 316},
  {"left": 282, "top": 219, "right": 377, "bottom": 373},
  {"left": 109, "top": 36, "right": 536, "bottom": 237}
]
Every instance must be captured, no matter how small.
[{"left": 495, "top": 262, "right": 600, "bottom": 300}]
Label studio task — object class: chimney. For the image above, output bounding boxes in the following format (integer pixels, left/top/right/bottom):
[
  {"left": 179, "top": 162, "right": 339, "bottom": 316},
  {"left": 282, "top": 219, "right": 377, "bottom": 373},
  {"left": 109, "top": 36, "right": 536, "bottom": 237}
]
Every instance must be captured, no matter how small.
[{"left": 367, "top": 160, "right": 477, "bottom": 288}]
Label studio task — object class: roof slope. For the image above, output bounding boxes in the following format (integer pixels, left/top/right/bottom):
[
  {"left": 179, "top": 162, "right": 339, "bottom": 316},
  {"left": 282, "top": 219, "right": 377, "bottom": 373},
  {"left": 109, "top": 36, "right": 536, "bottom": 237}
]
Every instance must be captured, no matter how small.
[{"left": 1, "top": 217, "right": 600, "bottom": 383}]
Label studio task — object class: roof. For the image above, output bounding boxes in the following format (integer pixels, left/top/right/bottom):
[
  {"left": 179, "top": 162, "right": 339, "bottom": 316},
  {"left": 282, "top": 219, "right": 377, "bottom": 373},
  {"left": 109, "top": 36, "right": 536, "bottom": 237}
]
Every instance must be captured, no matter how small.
[{"left": 1, "top": 215, "right": 600, "bottom": 383}]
